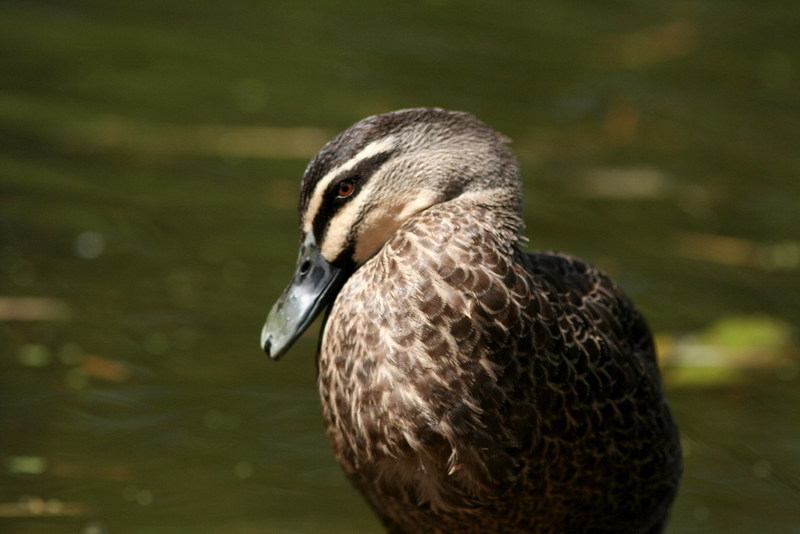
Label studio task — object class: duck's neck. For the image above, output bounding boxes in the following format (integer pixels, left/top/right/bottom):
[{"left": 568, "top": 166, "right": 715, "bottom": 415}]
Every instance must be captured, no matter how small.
[
  {"left": 318, "top": 191, "right": 526, "bottom": 510},
  {"left": 443, "top": 187, "right": 526, "bottom": 247}
]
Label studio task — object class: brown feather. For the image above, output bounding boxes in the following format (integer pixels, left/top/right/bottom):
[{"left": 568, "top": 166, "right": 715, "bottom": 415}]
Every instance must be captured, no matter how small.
[
  {"left": 269, "top": 108, "right": 683, "bottom": 533},
  {"left": 319, "top": 196, "right": 681, "bottom": 533}
]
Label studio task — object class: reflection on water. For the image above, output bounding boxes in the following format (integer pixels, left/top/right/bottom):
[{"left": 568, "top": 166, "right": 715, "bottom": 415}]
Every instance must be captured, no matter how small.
[{"left": 1, "top": 1, "right": 798, "bottom": 532}]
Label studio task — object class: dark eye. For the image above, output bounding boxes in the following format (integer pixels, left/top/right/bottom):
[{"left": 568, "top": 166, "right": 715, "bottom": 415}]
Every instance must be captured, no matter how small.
[{"left": 335, "top": 180, "right": 356, "bottom": 199}]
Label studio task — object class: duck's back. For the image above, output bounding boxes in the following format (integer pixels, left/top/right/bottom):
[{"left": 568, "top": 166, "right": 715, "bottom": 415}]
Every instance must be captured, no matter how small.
[
  {"left": 511, "top": 250, "right": 681, "bottom": 533},
  {"left": 317, "top": 199, "right": 681, "bottom": 534}
]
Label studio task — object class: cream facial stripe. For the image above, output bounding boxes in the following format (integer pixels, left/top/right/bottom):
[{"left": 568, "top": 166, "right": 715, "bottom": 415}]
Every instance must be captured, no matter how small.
[
  {"left": 319, "top": 199, "right": 360, "bottom": 262},
  {"left": 321, "top": 188, "right": 440, "bottom": 264},
  {"left": 302, "top": 136, "right": 397, "bottom": 234}
]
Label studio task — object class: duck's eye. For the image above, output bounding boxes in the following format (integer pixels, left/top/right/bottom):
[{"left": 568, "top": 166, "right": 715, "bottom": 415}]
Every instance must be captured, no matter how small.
[{"left": 335, "top": 180, "right": 356, "bottom": 199}]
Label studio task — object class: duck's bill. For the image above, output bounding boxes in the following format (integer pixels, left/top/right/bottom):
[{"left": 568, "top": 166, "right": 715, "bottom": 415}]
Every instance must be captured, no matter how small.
[{"left": 261, "top": 233, "right": 348, "bottom": 360}]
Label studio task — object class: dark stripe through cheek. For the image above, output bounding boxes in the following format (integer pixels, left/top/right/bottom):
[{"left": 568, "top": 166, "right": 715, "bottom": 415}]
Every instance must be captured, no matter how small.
[{"left": 311, "top": 150, "right": 393, "bottom": 244}]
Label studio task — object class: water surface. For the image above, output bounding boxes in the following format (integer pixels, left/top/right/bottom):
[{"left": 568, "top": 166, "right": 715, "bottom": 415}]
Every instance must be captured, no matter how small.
[{"left": 2, "top": 1, "right": 798, "bottom": 532}]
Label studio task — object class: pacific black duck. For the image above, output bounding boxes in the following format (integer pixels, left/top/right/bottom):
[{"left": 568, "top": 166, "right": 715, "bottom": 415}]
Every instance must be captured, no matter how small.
[{"left": 260, "top": 108, "right": 681, "bottom": 533}]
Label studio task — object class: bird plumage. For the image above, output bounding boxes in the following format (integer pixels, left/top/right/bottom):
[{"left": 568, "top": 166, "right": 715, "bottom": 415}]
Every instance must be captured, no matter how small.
[{"left": 261, "top": 108, "right": 681, "bottom": 533}]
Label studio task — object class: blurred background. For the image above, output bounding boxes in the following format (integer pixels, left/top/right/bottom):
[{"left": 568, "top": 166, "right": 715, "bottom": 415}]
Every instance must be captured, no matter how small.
[{"left": 1, "top": 1, "right": 798, "bottom": 532}]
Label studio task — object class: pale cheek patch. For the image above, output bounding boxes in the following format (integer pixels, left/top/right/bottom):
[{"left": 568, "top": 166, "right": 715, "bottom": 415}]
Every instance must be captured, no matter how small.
[
  {"left": 352, "top": 190, "right": 439, "bottom": 265},
  {"left": 302, "top": 136, "right": 397, "bottom": 234},
  {"left": 320, "top": 189, "right": 439, "bottom": 265}
]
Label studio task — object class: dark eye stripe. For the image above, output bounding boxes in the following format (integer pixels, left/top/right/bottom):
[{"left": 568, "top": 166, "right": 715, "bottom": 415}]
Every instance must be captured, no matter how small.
[
  {"left": 311, "top": 150, "right": 394, "bottom": 244},
  {"left": 326, "top": 151, "right": 392, "bottom": 198}
]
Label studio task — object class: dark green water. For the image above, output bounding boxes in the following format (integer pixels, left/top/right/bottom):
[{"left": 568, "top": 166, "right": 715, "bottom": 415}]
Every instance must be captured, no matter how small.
[{"left": 2, "top": 1, "right": 799, "bottom": 532}]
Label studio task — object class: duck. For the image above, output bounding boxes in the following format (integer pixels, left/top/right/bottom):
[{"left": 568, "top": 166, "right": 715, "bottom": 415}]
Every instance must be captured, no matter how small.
[{"left": 260, "top": 108, "right": 682, "bottom": 534}]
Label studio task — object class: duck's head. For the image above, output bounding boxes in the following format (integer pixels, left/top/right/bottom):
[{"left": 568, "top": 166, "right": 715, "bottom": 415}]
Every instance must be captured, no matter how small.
[{"left": 261, "top": 108, "right": 522, "bottom": 360}]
